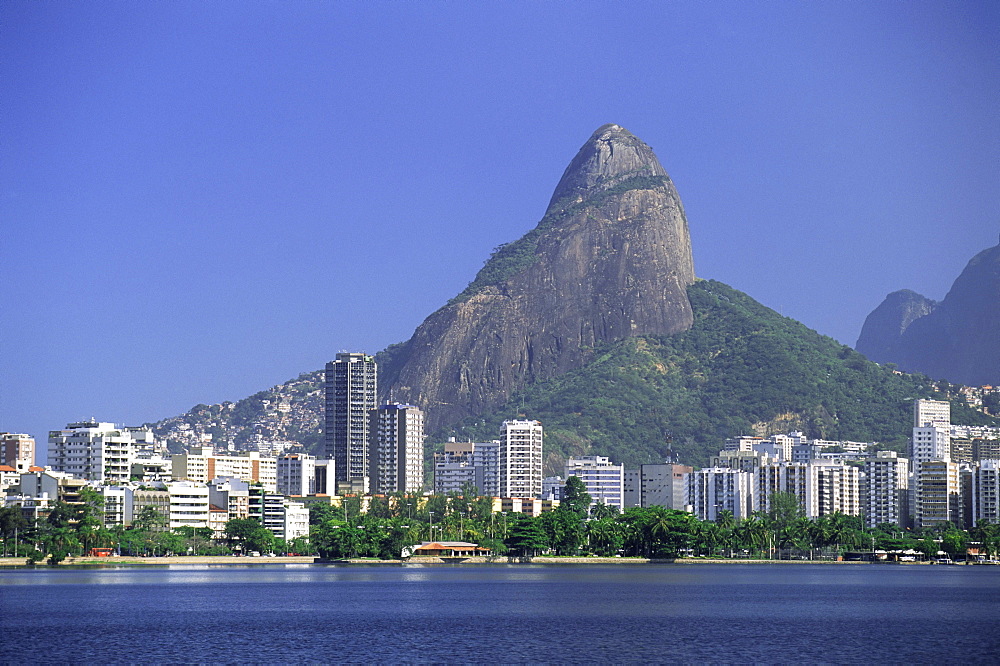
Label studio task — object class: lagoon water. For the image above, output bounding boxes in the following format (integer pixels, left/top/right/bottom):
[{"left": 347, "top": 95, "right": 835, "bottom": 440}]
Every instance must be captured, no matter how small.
[{"left": 2, "top": 563, "right": 999, "bottom": 663}]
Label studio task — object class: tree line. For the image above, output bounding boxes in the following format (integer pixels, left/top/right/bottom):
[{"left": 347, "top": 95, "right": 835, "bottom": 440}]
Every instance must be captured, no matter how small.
[{"left": 3, "top": 480, "right": 999, "bottom": 564}]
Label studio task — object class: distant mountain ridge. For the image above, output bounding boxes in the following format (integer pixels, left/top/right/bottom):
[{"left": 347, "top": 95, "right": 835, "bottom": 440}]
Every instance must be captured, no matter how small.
[{"left": 856, "top": 239, "right": 1000, "bottom": 386}]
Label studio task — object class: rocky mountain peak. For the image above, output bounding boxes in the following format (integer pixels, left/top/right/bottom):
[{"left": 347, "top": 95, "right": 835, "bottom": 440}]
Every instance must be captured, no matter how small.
[
  {"left": 547, "top": 124, "right": 668, "bottom": 213},
  {"left": 382, "top": 124, "right": 696, "bottom": 432},
  {"left": 856, "top": 238, "right": 1000, "bottom": 385}
]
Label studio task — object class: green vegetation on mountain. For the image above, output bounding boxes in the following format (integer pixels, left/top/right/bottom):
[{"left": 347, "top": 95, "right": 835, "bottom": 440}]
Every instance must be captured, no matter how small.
[{"left": 437, "top": 279, "right": 996, "bottom": 469}]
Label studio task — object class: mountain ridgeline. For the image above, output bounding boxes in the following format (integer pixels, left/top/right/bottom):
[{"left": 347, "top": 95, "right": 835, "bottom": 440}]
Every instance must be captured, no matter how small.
[
  {"left": 856, "top": 239, "right": 1000, "bottom": 386},
  {"left": 150, "top": 125, "right": 998, "bottom": 468}
]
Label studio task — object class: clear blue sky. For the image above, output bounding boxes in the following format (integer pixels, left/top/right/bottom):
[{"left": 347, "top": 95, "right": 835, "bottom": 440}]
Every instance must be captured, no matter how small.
[{"left": 3, "top": 1, "right": 998, "bottom": 451}]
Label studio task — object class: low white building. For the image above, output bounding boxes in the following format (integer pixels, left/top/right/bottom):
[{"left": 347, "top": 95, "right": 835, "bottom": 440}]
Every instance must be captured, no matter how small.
[
  {"left": 565, "top": 456, "right": 623, "bottom": 510},
  {"left": 167, "top": 482, "right": 211, "bottom": 530}
]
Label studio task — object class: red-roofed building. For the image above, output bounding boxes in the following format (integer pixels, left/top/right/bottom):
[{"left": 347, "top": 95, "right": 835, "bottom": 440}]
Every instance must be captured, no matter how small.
[
  {"left": 402, "top": 541, "right": 491, "bottom": 558},
  {"left": 0, "top": 464, "right": 19, "bottom": 492}
]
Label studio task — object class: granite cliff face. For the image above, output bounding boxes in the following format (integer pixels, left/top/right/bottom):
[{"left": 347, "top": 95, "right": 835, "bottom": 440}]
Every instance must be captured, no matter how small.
[
  {"left": 856, "top": 239, "right": 1000, "bottom": 386},
  {"left": 381, "top": 124, "right": 696, "bottom": 431},
  {"left": 855, "top": 290, "right": 938, "bottom": 363}
]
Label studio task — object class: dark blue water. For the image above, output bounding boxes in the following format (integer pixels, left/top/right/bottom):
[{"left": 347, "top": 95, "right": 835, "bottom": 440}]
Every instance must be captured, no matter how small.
[{"left": 2, "top": 563, "right": 998, "bottom": 663}]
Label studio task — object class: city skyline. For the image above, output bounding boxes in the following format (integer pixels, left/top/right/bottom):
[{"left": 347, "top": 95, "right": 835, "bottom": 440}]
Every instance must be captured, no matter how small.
[{"left": 4, "top": 2, "right": 998, "bottom": 446}]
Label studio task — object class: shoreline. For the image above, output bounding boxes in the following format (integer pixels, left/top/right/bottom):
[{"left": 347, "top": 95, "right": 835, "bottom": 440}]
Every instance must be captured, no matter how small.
[{"left": 0, "top": 555, "right": 938, "bottom": 568}]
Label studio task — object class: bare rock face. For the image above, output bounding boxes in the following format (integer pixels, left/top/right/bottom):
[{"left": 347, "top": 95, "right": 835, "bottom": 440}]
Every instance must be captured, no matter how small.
[
  {"left": 382, "top": 125, "right": 696, "bottom": 431},
  {"left": 856, "top": 289, "right": 938, "bottom": 364},
  {"left": 856, "top": 239, "right": 1000, "bottom": 386}
]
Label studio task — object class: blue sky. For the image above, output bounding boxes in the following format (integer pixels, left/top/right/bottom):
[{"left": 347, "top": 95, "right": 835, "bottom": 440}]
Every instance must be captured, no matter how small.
[{"left": 3, "top": 1, "right": 998, "bottom": 450}]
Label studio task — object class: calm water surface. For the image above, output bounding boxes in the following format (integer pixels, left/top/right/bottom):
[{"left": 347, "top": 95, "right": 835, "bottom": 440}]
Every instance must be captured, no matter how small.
[{"left": 2, "top": 563, "right": 998, "bottom": 663}]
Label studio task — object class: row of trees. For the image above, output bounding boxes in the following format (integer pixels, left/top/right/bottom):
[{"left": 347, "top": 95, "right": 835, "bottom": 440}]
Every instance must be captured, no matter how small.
[
  {"left": 4, "top": 481, "right": 999, "bottom": 563},
  {"left": 307, "top": 481, "right": 1000, "bottom": 561}
]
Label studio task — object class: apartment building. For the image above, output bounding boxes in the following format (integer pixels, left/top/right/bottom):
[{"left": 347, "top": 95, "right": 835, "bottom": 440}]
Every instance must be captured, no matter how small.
[
  {"left": 565, "top": 456, "right": 624, "bottom": 510},
  {"left": 499, "top": 420, "right": 543, "bottom": 499}
]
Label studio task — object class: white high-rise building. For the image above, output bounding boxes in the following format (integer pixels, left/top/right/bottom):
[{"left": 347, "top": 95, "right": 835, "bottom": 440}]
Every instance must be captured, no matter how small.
[
  {"left": 911, "top": 426, "right": 951, "bottom": 464},
  {"left": 863, "top": 451, "right": 910, "bottom": 528},
  {"left": 915, "top": 460, "right": 961, "bottom": 528},
  {"left": 755, "top": 463, "right": 810, "bottom": 515},
  {"left": 971, "top": 459, "right": 1000, "bottom": 527},
  {"left": 809, "top": 460, "right": 860, "bottom": 518},
  {"left": 685, "top": 467, "right": 755, "bottom": 520},
  {"left": 500, "top": 420, "right": 543, "bottom": 498},
  {"left": 48, "top": 421, "right": 153, "bottom": 484},
  {"left": 914, "top": 399, "right": 951, "bottom": 428},
  {"left": 565, "top": 456, "right": 624, "bottom": 510},
  {"left": 370, "top": 403, "right": 424, "bottom": 494}
]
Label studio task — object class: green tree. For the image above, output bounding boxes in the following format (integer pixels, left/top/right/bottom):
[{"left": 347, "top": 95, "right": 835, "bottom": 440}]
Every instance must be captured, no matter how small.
[
  {"left": 308, "top": 503, "right": 342, "bottom": 525},
  {"left": 590, "top": 502, "right": 619, "bottom": 521},
  {"left": 0, "top": 506, "right": 29, "bottom": 556},
  {"left": 586, "top": 517, "right": 623, "bottom": 556},
  {"left": 224, "top": 518, "right": 274, "bottom": 554},
  {"left": 918, "top": 536, "right": 938, "bottom": 560},
  {"left": 75, "top": 488, "right": 106, "bottom": 553},
  {"left": 940, "top": 526, "right": 967, "bottom": 560},
  {"left": 133, "top": 505, "right": 167, "bottom": 532},
  {"left": 560, "top": 476, "right": 592, "bottom": 517},
  {"left": 540, "top": 509, "right": 584, "bottom": 556},
  {"left": 505, "top": 515, "right": 549, "bottom": 557}
]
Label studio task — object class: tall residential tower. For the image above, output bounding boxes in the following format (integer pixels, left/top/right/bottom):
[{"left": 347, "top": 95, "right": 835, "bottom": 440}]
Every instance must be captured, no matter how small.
[
  {"left": 324, "top": 353, "right": 377, "bottom": 493},
  {"left": 370, "top": 402, "right": 425, "bottom": 494},
  {"left": 499, "top": 419, "right": 543, "bottom": 498}
]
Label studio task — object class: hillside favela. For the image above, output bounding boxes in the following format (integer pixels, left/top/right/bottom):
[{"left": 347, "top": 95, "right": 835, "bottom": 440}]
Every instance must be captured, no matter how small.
[{"left": 4, "top": 126, "right": 1000, "bottom": 568}]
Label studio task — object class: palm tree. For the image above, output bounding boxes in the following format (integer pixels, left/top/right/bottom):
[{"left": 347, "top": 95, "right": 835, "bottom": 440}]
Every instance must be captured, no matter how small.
[{"left": 716, "top": 510, "right": 737, "bottom": 557}]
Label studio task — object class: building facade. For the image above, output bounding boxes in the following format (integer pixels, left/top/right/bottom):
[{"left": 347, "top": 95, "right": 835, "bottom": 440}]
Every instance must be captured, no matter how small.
[
  {"left": 624, "top": 463, "right": 692, "bottom": 509},
  {"left": 914, "top": 399, "right": 951, "bottom": 428},
  {"left": 915, "top": 460, "right": 961, "bottom": 528},
  {"left": 499, "top": 420, "right": 543, "bottom": 499},
  {"left": 1, "top": 433, "right": 35, "bottom": 471},
  {"left": 277, "top": 453, "right": 316, "bottom": 496},
  {"left": 971, "top": 459, "right": 1000, "bottom": 527},
  {"left": 171, "top": 448, "right": 277, "bottom": 492},
  {"left": 48, "top": 421, "right": 153, "bottom": 484},
  {"left": 565, "top": 456, "right": 624, "bottom": 510},
  {"left": 325, "top": 352, "right": 377, "bottom": 492},
  {"left": 863, "top": 451, "right": 910, "bottom": 528},
  {"left": 370, "top": 403, "right": 424, "bottom": 494},
  {"left": 685, "top": 467, "right": 755, "bottom": 521}
]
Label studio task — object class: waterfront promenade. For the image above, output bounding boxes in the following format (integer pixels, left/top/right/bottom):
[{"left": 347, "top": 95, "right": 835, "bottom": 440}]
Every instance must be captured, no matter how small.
[{"left": 0, "top": 554, "right": 916, "bottom": 567}]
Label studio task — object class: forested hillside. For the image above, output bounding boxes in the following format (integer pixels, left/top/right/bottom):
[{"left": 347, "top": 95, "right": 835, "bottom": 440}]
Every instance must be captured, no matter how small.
[{"left": 439, "top": 280, "right": 995, "bottom": 471}]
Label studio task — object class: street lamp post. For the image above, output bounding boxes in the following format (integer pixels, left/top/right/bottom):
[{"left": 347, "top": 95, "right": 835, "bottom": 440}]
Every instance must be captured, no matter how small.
[{"left": 429, "top": 511, "right": 434, "bottom": 541}]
